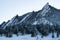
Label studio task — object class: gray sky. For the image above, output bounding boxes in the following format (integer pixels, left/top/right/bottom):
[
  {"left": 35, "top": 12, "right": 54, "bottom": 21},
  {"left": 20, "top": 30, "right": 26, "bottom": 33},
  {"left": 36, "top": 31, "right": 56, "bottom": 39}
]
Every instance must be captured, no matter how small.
[{"left": 0, "top": 0, "right": 60, "bottom": 24}]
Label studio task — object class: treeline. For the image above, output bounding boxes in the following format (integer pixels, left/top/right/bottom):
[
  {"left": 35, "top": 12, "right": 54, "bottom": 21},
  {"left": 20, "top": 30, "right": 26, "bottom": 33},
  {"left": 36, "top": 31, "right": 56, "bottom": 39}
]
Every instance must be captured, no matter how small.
[{"left": 0, "top": 23, "right": 60, "bottom": 38}]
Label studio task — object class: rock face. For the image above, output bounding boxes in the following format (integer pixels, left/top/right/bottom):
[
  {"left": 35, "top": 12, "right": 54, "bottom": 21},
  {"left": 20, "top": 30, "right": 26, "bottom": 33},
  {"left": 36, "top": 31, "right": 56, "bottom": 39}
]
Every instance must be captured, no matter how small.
[
  {"left": 1, "top": 3, "right": 60, "bottom": 29},
  {"left": 1, "top": 3, "right": 60, "bottom": 37}
]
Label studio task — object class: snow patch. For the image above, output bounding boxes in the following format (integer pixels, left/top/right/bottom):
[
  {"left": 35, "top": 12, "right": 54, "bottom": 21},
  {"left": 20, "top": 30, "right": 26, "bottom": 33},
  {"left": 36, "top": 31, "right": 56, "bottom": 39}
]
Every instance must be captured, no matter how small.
[
  {"left": 33, "top": 21, "right": 38, "bottom": 25},
  {"left": 33, "top": 18, "right": 53, "bottom": 25}
]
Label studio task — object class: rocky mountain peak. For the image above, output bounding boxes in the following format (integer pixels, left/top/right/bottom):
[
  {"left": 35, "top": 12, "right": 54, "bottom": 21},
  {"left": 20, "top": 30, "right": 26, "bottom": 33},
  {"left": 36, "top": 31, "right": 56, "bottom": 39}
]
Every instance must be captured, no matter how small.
[
  {"left": 43, "top": 3, "right": 49, "bottom": 9},
  {"left": 40, "top": 3, "right": 51, "bottom": 16}
]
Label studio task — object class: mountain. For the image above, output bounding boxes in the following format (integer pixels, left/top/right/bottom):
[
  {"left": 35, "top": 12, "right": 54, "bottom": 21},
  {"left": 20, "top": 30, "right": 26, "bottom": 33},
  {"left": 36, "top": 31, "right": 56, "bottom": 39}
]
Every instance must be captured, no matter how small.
[
  {"left": 1, "top": 3, "right": 60, "bottom": 38},
  {"left": 1, "top": 3, "right": 60, "bottom": 29},
  {"left": 0, "top": 21, "right": 7, "bottom": 28},
  {"left": 2, "top": 13, "right": 29, "bottom": 29}
]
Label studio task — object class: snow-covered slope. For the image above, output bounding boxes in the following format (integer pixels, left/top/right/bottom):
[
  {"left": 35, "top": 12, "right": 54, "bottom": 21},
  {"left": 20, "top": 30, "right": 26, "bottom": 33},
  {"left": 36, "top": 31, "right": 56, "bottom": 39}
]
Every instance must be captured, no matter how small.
[{"left": 0, "top": 33, "right": 60, "bottom": 40}]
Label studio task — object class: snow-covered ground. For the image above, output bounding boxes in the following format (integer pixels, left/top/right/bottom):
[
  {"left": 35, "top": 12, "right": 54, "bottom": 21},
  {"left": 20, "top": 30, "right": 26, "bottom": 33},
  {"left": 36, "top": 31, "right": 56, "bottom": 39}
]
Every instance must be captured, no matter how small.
[{"left": 0, "top": 33, "right": 60, "bottom": 40}]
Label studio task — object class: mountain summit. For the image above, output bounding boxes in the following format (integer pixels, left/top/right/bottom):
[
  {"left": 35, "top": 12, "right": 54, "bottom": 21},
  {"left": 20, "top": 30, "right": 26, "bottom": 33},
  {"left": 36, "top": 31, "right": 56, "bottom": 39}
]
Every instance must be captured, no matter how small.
[
  {"left": 40, "top": 3, "right": 50, "bottom": 16},
  {"left": 1, "top": 3, "right": 60, "bottom": 29}
]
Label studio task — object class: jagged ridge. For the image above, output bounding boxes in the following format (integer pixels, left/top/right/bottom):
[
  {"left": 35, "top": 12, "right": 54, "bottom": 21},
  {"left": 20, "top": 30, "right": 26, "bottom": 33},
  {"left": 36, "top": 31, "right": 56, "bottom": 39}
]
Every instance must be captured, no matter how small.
[{"left": 0, "top": 3, "right": 60, "bottom": 37}]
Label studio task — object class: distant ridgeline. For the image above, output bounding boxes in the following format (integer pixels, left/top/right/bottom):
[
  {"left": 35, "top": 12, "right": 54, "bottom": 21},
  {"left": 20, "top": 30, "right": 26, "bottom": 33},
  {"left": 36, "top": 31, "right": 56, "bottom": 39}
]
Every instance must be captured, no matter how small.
[{"left": 0, "top": 3, "right": 60, "bottom": 38}]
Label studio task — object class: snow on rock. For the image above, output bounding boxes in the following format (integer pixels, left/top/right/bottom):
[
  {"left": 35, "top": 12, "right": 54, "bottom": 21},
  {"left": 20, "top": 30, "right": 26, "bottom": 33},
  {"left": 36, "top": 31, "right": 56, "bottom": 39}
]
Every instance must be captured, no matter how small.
[
  {"left": 32, "top": 21, "right": 38, "bottom": 25},
  {"left": 3, "top": 15, "right": 19, "bottom": 29},
  {"left": 19, "top": 13, "right": 31, "bottom": 23},
  {"left": 41, "top": 3, "right": 50, "bottom": 16},
  {"left": 39, "top": 18, "right": 53, "bottom": 25},
  {"left": 7, "top": 15, "right": 18, "bottom": 25},
  {"left": 33, "top": 18, "right": 53, "bottom": 25}
]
